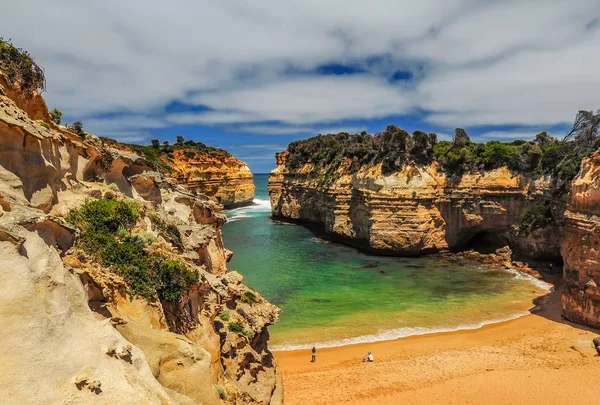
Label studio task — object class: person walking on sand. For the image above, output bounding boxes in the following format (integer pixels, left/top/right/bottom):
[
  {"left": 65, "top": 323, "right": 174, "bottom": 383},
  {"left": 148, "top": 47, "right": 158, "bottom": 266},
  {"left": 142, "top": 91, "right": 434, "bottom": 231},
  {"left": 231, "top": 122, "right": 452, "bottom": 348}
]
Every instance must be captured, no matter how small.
[{"left": 311, "top": 347, "right": 316, "bottom": 362}]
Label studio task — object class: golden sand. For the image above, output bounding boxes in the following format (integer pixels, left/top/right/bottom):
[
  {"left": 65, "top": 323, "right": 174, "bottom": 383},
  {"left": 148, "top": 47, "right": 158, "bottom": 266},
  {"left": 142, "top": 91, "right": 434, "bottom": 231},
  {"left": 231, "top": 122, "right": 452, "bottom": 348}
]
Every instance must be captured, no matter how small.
[{"left": 274, "top": 276, "right": 600, "bottom": 405}]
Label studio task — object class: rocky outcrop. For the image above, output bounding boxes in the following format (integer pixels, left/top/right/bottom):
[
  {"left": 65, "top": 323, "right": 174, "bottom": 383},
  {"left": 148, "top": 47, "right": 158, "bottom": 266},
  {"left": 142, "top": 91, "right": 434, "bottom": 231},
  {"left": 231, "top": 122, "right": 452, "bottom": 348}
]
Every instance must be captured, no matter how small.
[
  {"left": 165, "top": 149, "right": 255, "bottom": 208},
  {"left": 561, "top": 150, "right": 600, "bottom": 328},
  {"left": 269, "top": 152, "right": 554, "bottom": 256},
  {"left": 0, "top": 78, "right": 281, "bottom": 404}
]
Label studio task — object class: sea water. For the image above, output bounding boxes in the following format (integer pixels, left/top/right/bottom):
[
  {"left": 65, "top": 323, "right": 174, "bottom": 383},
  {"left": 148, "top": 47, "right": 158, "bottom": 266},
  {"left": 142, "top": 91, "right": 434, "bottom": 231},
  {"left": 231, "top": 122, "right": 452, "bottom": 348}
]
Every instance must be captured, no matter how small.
[{"left": 223, "top": 174, "right": 550, "bottom": 350}]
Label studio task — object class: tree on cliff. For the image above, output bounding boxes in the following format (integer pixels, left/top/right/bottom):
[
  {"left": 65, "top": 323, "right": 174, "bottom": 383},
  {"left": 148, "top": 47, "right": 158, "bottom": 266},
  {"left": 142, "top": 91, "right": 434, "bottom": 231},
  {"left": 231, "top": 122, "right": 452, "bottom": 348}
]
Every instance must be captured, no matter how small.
[
  {"left": 151, "top": 139, "right": 160, "bottom": 148},
  {"left": 50, "top": 108, "right": 62, "bottom": 125},
  {"left": 564, "top": 110, "right": 600, "bottom": 152},
  {"left": 0, "top": 37, "right": 45, "bottom": 92},
  {"left": 176, "top": 135, "right": 185, "bottom": 145},
  {"left": 71, "top": 121, "right": 85, "bottom": 138}
]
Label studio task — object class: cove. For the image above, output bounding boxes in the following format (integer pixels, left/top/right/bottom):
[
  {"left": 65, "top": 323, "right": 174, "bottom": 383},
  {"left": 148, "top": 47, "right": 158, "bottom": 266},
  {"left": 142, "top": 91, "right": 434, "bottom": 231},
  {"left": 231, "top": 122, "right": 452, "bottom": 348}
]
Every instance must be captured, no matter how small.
[{"left": 223, "top": 174, "right": 550, "bottom": 350}]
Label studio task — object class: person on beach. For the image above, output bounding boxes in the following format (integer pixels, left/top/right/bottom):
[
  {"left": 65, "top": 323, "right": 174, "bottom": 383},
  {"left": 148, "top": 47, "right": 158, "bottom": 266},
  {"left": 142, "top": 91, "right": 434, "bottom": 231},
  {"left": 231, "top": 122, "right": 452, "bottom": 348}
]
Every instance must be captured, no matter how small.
[
  {"left": 363, "top": 355, "right": 367, "bottom": 363},
  {"left": 311, "top": 347, "right": 316, "bottom": 362},
  {"left": 367, "top": 352, "right": 374, "bottom": 362}
]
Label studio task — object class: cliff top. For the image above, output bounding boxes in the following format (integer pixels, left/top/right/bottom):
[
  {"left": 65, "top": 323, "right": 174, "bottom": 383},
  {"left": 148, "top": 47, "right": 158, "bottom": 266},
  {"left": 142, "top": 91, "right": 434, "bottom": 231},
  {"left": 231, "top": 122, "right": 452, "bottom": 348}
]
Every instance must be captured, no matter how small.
[{"left": 281, "top": 122, "right": 599, "bottom": 185}]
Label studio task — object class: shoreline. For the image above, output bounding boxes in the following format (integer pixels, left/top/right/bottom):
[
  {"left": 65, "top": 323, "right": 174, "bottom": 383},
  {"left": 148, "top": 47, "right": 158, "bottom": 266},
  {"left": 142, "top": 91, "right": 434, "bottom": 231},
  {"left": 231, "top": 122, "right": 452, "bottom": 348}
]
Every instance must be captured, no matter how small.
[
  {"left": 270, "top": 268, "right": 553, "bottom": 352},
  {"left": 274, "top": 276, "right": 600, "bottom": 405}
]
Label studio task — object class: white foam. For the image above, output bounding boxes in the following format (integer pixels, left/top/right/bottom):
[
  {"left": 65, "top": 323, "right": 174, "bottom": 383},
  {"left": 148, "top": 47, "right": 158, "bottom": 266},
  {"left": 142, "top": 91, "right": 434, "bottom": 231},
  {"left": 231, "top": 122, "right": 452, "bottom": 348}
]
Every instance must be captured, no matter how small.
[
  {"left": 504, "top": 268, "right": 554, "bottom": 292},
  {"left": 271, "top": 311, "right": 532, "bottom": 351},
  {"left": 225, "top": 198, "right": 271, "bottom": 222}
]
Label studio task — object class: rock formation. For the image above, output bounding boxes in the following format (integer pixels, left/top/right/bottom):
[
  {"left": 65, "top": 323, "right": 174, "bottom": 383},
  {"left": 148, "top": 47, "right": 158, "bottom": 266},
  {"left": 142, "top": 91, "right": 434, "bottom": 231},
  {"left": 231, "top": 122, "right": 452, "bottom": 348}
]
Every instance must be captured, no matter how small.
[
  {"left": 0, "top": 76, "right": 281, "bottom": 404},
  {"left": 164, "top": 149, "right": 255, "bottom": 209},
  {"left": 269, "top": 151, "right": 555, "bottom": 256},
  {"left": 561, "top": 150, "right": 600, "bottom": 328}
]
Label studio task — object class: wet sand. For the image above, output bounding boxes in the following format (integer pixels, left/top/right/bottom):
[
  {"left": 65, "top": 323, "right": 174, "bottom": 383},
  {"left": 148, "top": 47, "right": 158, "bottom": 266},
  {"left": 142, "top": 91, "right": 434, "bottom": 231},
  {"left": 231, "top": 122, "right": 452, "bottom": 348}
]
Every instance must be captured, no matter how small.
[{"left": 274, "top": 278, "right": 600, "bottom": 405}]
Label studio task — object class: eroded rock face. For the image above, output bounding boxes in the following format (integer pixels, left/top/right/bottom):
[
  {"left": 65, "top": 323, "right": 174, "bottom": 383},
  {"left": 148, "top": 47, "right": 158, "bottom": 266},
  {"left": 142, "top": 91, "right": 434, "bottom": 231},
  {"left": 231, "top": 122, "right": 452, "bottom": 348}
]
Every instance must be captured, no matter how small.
[
  {"left": 269, "top": 152, "right": 553, "bottom": 256},
  {"left": 165, "top": 149, "right": 255, "bottom": 208},
  {"left": 0, "top": 80, "right": 281, "bottom": 404},
  {"left": 561, "top": 150, "right": 600, "bottom": 328}
]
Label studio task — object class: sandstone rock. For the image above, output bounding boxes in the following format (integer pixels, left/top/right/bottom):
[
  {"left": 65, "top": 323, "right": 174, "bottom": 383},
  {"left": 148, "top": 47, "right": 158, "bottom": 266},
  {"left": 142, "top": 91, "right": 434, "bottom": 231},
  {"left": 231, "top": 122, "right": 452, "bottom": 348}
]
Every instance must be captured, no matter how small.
[
  {"left": 164, "top": 149, "right": 255, "bottom": 208},
  {"left": 0, "top": 78, "right": 281, "bottom": 404},
  {"left": 269, "top": 152, "right": 553, "bottom": 256},
  {"left": 561, "top": 150, "right": 600, "bottom": 329}
]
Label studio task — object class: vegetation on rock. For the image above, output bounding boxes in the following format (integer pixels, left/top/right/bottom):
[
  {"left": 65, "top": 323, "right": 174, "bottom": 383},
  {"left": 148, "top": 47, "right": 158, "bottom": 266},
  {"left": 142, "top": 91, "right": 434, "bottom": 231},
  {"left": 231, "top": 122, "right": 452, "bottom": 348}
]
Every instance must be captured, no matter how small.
[
  {"left": 518, "top": 202, "right": 554, "bottom": 235},
  {"left": 49, "top": 108, "right": 62, "bottom": 124},
  {"left": 0, "top": 37, "right": 45, "bottom": 92},
  {"left": 67, "top": 199, "right": 198, "bottom": 302},
  {"left": 228, "top": 322, "right": 248, "bottom": 336},
  {"left": 284, "top": 111, "right": 599, "bottom": 185},
  {"left": 241, "top": 290, "right": 259, "bottom": 304}
]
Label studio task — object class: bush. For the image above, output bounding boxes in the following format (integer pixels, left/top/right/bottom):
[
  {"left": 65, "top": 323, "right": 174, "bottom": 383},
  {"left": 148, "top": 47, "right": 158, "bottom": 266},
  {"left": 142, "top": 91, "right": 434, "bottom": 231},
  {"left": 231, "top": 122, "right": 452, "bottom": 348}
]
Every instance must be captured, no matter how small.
[
  {"left": 50, "top": 108, "right": 62, "bottom": 125},
  {"left": 283, "top": 115, "right": 596, "bottom": 184},
  {"left": 228, "top": 322, "right": 247, "bottom": 335},
  {"left": 240, "top": 290, "right": 259, "bottom": 304},
  {"left": 157, "top": 259, "right": 199, "bottom": 302},
  {"left": 67, "top": 199, "right": 197, "bottom": 302},
  {"left": 519, "top": 202, "right": 554, "bottom": 235},
  {"left": 70, "top": 121, "right": 85, "bottom": 138},
  {"left": 0, "top": 37, "right": 45, "bottom": 92},
  {"left": 218, "top": 310, "right": 230, "bottom": 321},
  {"left": 149, "top": 214, "right": 183, "bottom": 248}
]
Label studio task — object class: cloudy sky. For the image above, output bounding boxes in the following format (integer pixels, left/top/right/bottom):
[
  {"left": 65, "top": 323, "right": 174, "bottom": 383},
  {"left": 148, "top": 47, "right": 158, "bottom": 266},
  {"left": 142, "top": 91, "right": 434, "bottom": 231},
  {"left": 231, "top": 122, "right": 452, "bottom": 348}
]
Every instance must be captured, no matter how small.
[{"left": 5, "top": 0, "right": 599, "bottom": 172}]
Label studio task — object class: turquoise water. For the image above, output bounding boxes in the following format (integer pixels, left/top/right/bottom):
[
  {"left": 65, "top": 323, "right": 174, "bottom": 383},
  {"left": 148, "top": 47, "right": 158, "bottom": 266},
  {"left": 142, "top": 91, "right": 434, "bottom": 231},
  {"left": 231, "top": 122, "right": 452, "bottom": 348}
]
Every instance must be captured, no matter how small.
[{"left": 223, "top": 174, "right": 549, "bottom": 350}]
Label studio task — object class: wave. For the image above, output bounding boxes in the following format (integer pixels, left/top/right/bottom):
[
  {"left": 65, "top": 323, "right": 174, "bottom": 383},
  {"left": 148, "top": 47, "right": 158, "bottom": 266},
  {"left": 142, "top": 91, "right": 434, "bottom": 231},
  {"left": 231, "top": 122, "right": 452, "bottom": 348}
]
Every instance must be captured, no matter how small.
[
  {"left": 226, "top": 198, "right": 271, "bottom": 221},
  {"left": 504, "top": 268, "right": 553, "bottom": 292},
  {"left": 271, "top": 311, "right": 532, "bottom": 351}
]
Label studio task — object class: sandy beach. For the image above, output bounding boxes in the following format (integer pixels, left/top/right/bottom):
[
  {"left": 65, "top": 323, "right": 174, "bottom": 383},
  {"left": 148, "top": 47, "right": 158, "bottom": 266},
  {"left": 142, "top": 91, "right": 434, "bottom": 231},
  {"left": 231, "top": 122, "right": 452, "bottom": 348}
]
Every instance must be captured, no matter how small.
[{"left": 274, "top": 277, "right": 600, "bottom": 405}]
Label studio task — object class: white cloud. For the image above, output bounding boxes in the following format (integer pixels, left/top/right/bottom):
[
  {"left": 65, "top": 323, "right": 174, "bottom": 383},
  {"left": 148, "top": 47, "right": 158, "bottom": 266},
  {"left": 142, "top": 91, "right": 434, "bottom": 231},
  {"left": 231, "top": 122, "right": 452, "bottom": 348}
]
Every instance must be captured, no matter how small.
[
  {"left": 190, "top": 75, "right": 413, "bottom": 124},
  {"left": 2, "top": 0, "right": 599, "bottom": 138},
  {"left": 235, "top": 125, "right": 313, "bottom": 135}
]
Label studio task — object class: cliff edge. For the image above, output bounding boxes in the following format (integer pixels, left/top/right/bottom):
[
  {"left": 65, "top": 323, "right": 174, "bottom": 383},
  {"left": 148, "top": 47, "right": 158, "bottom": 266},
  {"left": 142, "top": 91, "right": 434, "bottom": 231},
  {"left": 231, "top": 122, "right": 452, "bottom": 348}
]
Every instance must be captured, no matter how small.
[
  {"left": 0, "top": 69, "right": 281, "bottom": 404},
  {"left": 561, "top": 150, "right": 600, "bottom": 328}
]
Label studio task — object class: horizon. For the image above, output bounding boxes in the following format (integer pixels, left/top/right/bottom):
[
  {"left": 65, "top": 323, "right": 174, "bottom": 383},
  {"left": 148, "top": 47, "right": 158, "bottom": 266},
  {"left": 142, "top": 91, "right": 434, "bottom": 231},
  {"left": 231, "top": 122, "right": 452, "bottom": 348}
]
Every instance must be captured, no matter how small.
[{"left": 4, "top": 0, "right": 598, "bottom": 173}]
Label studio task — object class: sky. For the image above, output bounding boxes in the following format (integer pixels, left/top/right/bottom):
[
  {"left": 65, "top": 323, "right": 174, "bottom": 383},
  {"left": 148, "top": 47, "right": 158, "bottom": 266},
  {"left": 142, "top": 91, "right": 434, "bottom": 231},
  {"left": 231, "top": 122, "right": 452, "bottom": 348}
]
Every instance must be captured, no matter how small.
[{"left": 4, "top": 0, "right": 600, "bottom": 173}]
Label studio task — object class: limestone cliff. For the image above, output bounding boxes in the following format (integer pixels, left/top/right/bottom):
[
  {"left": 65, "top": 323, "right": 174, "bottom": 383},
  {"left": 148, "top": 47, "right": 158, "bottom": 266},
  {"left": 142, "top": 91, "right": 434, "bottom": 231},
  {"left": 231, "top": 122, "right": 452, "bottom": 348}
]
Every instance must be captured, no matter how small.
[
  {"left": 0, "top": 77, "right": 281, "bottom": 404},
  {"left": 269, "top": 151, "right": 554, "bottom": 256},
  {"left": 163, "top": 149, "right": 255, "bottom": 208},
  {"left": 561, "top": 150, "right": 600, "bottom": 328}
]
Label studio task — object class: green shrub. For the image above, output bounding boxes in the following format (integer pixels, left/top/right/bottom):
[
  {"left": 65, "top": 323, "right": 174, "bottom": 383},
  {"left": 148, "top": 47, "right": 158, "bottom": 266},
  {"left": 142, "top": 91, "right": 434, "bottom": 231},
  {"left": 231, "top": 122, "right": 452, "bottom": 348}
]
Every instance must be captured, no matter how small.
[
  {"left": 519, "top": 202, "right": 553, "bottom": 235},
  {"left": 67, "top": 199, "right": 197, "bottom": 302},
  {"left": 228, "top": 322, "right": 247, "bottom": 335},
  {"left": 37, "top": 120, "right": 50, "bottom": 129},
  {"left": 70, "top": 121, "right": 86, "bottom": 138},
  {"left": 218, "top": 310, "right": 230, "bottom": 321},
  {"left": 149, "top": 214, "right": 183, "bottom": 248},
  {"left": 240, "top": 290, "right": 259, "bottom": 304},
  {"left": 0, "top": 37, "right": 45, "bottom": 92},
  {"left": 283, "top": 116, "right": 595, "bottom": 184},
  {"left": 157, "top": 259, "right": 199, "bottom": 302},
  {"left": 50, "top": 108, "right": 62, "bottom": 125}
]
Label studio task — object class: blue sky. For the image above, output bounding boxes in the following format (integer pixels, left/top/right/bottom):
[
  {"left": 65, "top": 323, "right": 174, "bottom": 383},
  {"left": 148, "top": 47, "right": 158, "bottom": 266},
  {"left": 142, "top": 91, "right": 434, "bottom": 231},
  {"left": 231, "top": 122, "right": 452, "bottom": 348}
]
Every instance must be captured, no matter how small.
[{"left": 5, "top": 0, "right": 599, "bottom": 173}]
